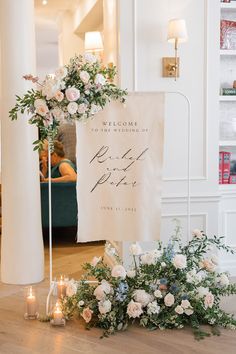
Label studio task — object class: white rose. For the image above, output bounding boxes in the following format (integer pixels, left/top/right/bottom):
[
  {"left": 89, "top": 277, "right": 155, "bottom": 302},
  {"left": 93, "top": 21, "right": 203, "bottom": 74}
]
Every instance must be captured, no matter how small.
[
  {"left": 98, "top": 300, "right": 111, "bottom": 314},
  {"left": 185, "top": 308, "right": 194, "bottom": 316},
  {"left": 111, "top": 265, "right": 126, "bottom": 279},
  {"left": 34, "top": 98, "right": 47, "bottom": 108},
  {"left": 94, "top": 285, "right": 105, "bottom": 301},
  {"left": 90, "top": 256, "right": 101, "bottom": 267},
  {"left": 127, "top": 300, "right": 143, "bottom": 318},
  {"left": 66, "top": 280, "right": 78, "bottom": 297},
  {"left": 175, "top": 305, "right": 184, "bottom": 315},
  {"left": 154, "top": 290, "right": 162, "bottom": 299},
  {"left": 147, "top": 301, "right": 160, "bottom": 315},
  {"left": 129, "top": 243, "right": 142, "bottom": 256},
  {"left": 55, "top": 66, "right": 68, "bottom": 79},
  {"left": 161, "top": 262, "right": 166, "bottom": 267},
  {"left": 181, "top": 299, "right": 191, "bottom": 309},
  {"left": 90, "top": 103, "right": 102, "bottom": 115},
  {"left": 197, "top": 286, "right": 209, "bottom": 298},
  {"left": 172, "top": 254, "right": 187, "bottom": 270},
  {"left": 94, "top": 73, "right": 106, "bottom": 86},
  {"left": 84, "top": 53, "right": 97, "bottom": 64},
  {"left": 78, "top": 103, "right": 88, "bottom": 114},
  {"left": 67, "top": 102, "right": 78, "bottom": 115},
  {"left": 65, "top": 87, "right": 80, "bottom": 102},
  {"left": 133, "top": 290, "right": 153, "bottom": 307},
  {"left": 192, "top": 228, "right": 204, "bottom": 239},
  {"left": 35, "top": 103, "right": 49, "bottom": 117},
  {"left": 164, "top": 293, "right": 175, "bottom": 307},
  {"left": 127, "top": 270, "right": 136, "bottom": 278},
  {"left": 79, "top": 70, "right": 90, "bottom": 84},
  {"left": 219, "top": 273, "right": 229, "bottom": 287}
]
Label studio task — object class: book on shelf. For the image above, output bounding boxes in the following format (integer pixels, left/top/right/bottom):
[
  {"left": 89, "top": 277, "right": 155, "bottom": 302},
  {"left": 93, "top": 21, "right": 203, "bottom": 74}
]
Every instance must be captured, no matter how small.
[
  {"left": 220, "top": 20, "right": 236, "bottom": 50},
  {"left": 219, "top": 151, "right": 231, "bottom": 184},
  {"left": 220, "top": 88, "right": 236, "bottom": 95},
  {"left": 229, "top": 175, "right": 236, "bottom": 184}
]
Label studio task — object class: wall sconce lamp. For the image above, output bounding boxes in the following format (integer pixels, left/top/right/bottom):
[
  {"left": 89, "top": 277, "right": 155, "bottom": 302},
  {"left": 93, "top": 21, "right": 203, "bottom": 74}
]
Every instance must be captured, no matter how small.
[
  {"left": 84, "top": 31, "right": 103, "bottom": 54},
  {"left": 162, "top": 19, "right": 188, "bottom": 81}
]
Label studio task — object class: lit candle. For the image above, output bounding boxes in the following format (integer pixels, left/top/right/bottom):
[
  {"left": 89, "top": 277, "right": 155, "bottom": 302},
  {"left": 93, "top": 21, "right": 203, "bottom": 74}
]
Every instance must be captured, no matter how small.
[
  {"left": 57, "top": 275, "right": 67, "bottom": 298},
  {"left": 53, "top": 301, "right": 64, "bottom": 325},
  {"left": 26, "top": 286, "right": 36, "bottom": 317}
]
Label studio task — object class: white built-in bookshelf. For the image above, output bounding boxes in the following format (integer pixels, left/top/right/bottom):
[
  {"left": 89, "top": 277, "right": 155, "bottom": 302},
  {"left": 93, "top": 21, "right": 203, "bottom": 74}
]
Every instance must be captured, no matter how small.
[{"left": 219, "top": 1, "right": 236, "bottom": 189}]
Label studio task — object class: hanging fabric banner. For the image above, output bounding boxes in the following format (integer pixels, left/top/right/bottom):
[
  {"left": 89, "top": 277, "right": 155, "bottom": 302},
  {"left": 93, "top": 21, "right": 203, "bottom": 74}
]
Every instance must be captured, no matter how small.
[{"left": 76, "top": 92, "right": 165, "bottom": 242}]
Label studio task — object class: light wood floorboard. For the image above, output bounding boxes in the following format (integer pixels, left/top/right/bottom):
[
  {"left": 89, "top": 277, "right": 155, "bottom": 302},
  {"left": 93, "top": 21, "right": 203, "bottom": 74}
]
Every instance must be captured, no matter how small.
[{"left": 0, "top": 240, "right": 236, "bottom": 354}]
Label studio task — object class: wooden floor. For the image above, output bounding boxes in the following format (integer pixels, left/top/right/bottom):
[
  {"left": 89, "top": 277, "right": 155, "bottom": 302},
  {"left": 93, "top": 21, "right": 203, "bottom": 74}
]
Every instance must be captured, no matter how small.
[{"left": 0, "top": 240, "right": 236, "bottom": 354}]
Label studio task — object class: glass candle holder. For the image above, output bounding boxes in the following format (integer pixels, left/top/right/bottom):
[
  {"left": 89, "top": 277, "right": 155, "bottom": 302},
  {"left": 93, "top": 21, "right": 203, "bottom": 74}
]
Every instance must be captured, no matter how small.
[
  {"left": 57, "top": 275, "right": 67, "bottom": 299},
  {"left": 50, "top": 300, "right": 66, "bottom": 326},
  {"left": 24, "top": 286, "right": 39, "bottom": 320}
]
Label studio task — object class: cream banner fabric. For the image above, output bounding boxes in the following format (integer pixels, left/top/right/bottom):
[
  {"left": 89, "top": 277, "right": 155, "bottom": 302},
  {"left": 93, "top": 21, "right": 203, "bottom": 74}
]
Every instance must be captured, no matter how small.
[{"left": 76, "top": 92, "right": 164, "bottom": 242}]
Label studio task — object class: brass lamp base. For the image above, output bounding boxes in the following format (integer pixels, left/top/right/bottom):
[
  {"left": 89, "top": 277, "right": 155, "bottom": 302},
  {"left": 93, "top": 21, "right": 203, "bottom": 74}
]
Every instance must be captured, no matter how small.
[{"left": 162, "top": 57, "right": 180, "bottom": 78}]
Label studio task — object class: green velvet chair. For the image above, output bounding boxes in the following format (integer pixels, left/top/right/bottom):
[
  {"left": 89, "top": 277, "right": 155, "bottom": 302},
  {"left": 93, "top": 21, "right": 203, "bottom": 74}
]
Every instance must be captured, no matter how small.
[{"left": 40, "top": 182, "right": 78, "bottom": 228}]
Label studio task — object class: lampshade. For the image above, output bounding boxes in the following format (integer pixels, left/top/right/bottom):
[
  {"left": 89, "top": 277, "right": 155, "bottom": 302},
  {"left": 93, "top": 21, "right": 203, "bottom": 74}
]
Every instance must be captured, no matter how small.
[
  {"left": 167, "top": 19, "right": 188, "bottom": 43},
  {"left": 85, "top": 31, "right": 103, "bottom": 52}
]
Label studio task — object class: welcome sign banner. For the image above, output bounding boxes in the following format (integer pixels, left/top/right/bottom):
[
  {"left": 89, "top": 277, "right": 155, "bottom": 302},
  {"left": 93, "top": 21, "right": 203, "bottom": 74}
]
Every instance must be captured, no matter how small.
[{"left": 76, "top": 92, "right": 165, "bottom": 242}]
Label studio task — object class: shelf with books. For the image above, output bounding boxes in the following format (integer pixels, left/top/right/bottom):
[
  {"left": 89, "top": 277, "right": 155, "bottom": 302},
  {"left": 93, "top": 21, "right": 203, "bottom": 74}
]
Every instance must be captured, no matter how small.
[{"left": 219, "top": 95, "right": 236, "bottom": 101}]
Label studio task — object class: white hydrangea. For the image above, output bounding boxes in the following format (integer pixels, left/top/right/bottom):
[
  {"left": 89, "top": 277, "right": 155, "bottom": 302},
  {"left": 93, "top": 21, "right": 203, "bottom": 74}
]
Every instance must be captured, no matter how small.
[
  {"left": 127, "top": 270, "right": 136, "bottom": 278},
  {"left": 140, "top": 250, "right": 162, "bottom": 265},
  {"left": 133, "top": 290, "right": 153, "bottom": 307},
  {"left": 147, "top": 301, "right": 160, "bottom": 315}
]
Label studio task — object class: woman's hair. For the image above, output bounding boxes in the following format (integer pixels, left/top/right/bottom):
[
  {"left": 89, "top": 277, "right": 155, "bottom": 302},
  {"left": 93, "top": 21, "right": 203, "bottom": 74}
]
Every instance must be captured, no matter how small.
[{"left": 53, "top": 140, "right": 65, "bottom": 157}]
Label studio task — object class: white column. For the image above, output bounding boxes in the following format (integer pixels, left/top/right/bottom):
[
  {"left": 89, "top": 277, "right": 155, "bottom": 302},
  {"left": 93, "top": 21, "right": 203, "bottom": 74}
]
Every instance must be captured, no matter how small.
[{"left": 0, "top": 0, "right": 44, "bottom": 284}]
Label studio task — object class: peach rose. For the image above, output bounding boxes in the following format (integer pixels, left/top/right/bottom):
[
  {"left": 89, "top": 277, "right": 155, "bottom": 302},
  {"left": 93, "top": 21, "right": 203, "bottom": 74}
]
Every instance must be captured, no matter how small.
[{"left": 81, "top": 307, "right": 93, "bottom": 323}]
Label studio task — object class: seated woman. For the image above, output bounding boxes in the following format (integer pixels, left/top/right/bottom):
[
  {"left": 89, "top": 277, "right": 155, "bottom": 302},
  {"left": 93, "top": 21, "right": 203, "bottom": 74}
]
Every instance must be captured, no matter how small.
[{"left": 41, "top": 140, "right": 77, "bottom": 183}]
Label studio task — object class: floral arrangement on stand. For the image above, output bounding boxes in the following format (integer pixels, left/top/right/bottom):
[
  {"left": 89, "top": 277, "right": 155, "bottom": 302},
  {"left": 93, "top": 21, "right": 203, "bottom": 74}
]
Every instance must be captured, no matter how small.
[
  {"left": 9, "top": 53, "right": 127, "bottom": 150},
  {"left": 60, "top": 227, "right": 236, "bottom": 340}
]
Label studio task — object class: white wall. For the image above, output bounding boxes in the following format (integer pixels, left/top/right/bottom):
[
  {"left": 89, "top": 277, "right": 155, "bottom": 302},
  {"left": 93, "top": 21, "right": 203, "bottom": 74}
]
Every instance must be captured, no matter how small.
[{"left": 114, "top": 0, "right": 225, "bottom": 267}]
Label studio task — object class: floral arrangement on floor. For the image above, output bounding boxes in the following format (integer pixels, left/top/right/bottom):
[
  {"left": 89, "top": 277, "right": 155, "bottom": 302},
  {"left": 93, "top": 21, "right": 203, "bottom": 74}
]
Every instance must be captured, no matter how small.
[
  {"left": 61, "top": 226, "right": 236, "bottom": 340},
  {"left": 9, "top": 54, "right": 127, "bottom": 150}
]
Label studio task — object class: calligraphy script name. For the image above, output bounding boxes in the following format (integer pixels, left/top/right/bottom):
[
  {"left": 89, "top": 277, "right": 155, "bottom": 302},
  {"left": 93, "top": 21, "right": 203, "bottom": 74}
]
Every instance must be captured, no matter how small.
[{"left": 89, "top": 146, "right": 149, "bottom": 192}]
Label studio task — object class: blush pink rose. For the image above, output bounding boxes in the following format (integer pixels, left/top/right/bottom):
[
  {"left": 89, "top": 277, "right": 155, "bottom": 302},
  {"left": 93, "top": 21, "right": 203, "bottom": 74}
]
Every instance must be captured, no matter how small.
[
  {"left": 65, "top": 87, "right": 80, "bottom": 102},
  {"left": 81, "top": 307, "right": 93, "bottom": 323},
  {"left": 204, "top": 292, "right": 214, "bottom": 309}
]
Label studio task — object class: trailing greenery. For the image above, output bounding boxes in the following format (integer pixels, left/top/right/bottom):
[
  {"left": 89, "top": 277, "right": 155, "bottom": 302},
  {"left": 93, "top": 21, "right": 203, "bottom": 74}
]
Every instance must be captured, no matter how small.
[{"left": 60, "top": 225, "right": 236, "bottom": 340}]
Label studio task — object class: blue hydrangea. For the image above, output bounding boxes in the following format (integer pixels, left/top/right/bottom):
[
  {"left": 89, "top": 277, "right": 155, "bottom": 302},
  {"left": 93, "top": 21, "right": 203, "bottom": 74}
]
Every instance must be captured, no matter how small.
[{"left": 181, "top": 294, "right": 189, "bottom": 300}]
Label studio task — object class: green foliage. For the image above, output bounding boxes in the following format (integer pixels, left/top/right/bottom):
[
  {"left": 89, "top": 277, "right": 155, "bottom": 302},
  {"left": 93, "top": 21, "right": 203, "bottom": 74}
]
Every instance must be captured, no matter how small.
[
  {"left": 61, "top": 230, "right": 236, "bottom": 340},
  {"left": 10, "top": 54, "right": 127, "bottom": 151}
]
